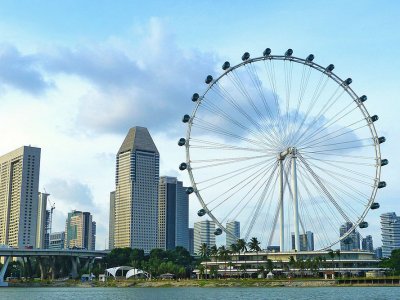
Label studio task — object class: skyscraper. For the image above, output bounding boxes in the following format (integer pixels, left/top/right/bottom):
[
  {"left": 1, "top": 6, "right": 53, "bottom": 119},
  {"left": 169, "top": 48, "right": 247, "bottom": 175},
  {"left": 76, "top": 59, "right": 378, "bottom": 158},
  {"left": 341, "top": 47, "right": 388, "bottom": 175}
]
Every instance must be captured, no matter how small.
[
  {"left": 157, "top": 176, "right": 189, "bottom": 250},
  {"left": 0, "top": 146, "right": 41, "bottom": 248},
  {"left": 114, "top": 127, "right": 159, "bottom": 253},
  {"left": 226, "top": 221, "right": 240, "bottom": 247},
  {"left": 380, "top": 212, "right": 400, "bottom": 257},
  {"left": 175, "top": 180, "right": 189, "bottom": 249},
  {"left": 64, "top": 210, "right": 96, "bottom": 250},
  {"left": 36, "top": 192, "right": 50, "bottom": 249},
  {"left": 109, "top": 191, "right": 115, "bottom": 250},
  {"left": 188, "top": 228, "right": 194, "bottom": 255},
  {"left": 291, "top": 231, "right": 314, "bottom": 251},
  {"left": 362, "top": 235, "right": 374, "bottom": 252},
  {"left": 194, "top": 220, "right": 215, "bottom": 255},
  {"left": 340, "top": 222, "right": 360, "bottom": 251}
]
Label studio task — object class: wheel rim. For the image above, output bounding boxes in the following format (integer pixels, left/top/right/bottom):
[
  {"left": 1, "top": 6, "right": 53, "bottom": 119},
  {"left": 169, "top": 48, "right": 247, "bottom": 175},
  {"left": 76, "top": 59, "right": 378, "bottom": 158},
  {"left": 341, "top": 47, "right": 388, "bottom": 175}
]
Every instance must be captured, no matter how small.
[{"left": 182, "top": 50, "right": 385, "bottom": 251}]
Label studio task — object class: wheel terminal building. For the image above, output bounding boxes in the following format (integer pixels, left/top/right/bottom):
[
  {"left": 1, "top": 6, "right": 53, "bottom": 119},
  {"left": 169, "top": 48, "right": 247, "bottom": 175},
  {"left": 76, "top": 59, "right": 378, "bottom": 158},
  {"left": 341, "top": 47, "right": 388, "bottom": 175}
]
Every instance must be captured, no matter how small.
[{"left": 195, "top": 250, "right": 382, "bottom": 279}]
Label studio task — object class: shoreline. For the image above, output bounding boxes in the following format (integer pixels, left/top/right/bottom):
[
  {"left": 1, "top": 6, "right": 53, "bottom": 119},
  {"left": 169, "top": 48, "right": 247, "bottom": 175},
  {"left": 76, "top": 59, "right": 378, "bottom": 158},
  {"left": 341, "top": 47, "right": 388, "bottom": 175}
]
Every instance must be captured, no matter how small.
[{"left": 5, "top": 278, "right": 400, "bottom": 288}]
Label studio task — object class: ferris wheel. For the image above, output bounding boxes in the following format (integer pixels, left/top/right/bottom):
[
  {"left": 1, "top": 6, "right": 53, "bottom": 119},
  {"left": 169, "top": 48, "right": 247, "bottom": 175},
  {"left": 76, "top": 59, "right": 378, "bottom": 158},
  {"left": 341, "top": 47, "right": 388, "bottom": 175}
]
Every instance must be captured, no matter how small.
[{"left": 179, "top": 48, "right": 387, "bottom": 251}]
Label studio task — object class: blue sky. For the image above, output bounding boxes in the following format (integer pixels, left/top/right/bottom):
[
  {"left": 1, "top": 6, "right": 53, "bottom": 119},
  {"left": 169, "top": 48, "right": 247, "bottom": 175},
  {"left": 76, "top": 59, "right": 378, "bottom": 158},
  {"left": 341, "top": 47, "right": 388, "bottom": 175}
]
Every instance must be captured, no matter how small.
[{"left": 0, "top": 0, "right": 398, "bottom": 249}]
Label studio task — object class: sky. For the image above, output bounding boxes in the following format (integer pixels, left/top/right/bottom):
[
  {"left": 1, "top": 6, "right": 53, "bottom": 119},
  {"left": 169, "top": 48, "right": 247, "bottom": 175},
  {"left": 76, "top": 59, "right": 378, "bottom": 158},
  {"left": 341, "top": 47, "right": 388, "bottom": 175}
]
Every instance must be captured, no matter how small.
[{"left": 0, "top": 0, "right": 398, "bottom": 250}]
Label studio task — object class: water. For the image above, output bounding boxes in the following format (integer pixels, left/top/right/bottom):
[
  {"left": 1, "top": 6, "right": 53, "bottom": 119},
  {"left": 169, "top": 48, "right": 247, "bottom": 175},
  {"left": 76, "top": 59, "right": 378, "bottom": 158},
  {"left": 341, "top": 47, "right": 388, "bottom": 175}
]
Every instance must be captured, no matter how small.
[{"left": 0, "top": 287, "right": 398, "bottom": 300}]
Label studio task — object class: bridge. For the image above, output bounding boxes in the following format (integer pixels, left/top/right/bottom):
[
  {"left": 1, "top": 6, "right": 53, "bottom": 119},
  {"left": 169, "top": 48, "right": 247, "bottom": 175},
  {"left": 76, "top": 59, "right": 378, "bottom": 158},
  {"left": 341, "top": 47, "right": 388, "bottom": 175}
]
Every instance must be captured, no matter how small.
[{"left": 0, "top": 247, "right": 109, "bottom": 286}]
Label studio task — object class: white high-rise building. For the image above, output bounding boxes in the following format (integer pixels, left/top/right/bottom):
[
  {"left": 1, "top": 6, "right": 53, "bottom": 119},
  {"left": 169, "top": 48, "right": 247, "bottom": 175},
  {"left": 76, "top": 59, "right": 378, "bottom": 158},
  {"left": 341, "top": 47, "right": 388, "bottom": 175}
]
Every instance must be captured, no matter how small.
[
  {"left": 36, "top": 192, "right": 50, "bottom": 249},
  {"left": 158, "top": 176, "right": 189, "bottom": 251},
  {"left": 114, "top": 127, "right": 159, "bottom": 253},
  {"left": 381, "top": 212, "right": 400, "bottom": 258},
  {"left": 226, "top": 221, "right": 240, "bottom": 247},
  {"left": 194, "top": 220, "right": 215, "bottom": 255},
  {"left": 0, "top": 146, "right": 41, "bottom": 248}
]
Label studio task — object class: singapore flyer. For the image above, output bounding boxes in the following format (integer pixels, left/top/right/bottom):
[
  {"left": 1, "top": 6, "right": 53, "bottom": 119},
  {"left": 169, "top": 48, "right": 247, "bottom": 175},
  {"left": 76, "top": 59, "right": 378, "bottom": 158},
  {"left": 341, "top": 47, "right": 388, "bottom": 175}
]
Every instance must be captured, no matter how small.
[{"left": 179, "top": 48, "right": 387, "bottom": 251}]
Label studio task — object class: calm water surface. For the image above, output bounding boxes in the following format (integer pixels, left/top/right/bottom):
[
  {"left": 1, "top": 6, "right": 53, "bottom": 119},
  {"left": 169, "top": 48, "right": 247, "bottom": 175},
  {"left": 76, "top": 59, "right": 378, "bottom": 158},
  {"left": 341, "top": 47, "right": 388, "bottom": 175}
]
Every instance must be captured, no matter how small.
[{"left": 0, "top": 287, "right": 399, "bottom": 300}]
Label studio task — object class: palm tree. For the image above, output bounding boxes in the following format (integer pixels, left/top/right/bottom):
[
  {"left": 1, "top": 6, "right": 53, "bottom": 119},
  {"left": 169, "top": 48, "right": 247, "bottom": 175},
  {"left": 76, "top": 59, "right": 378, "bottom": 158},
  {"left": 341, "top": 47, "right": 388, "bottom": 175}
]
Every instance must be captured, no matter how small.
[
  {"left": 218, "top": 245, "right": 230, "bottom": 279},
  {"left": 248, "top": 237, "right": 261, "bottom": 276},
  {"left": 230, "top": 243, "right": 239, "bottom": 275},
  {"left": 237, "top": 239, "right": 247, "bottom": 277},
  {"left": 199, "top": 243, "right": 210, "bottom": 279},
  {"left": 210, "top": 245, "right": 218, "bottom": 263}
]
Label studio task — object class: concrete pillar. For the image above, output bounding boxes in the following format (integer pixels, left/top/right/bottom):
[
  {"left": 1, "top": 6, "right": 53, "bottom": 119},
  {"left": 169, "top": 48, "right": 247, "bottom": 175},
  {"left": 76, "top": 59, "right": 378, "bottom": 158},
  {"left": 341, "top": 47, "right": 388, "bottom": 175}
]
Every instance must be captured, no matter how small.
[
  {"left": 83, "top": 258, "right": 89, "bottom": 271},
  {"left": 49, "top": 256, "right": 56, "bottom": 280},
  {"left": 0, "top": 256, "right": 11, "bottom": 286},
  {"left": 26, "top": 257, "right": 33, "bottom": 279},
  {"left": 70, "top": 257, "right": 79, "bottom": 279},
  {"left": 37, "top": 257, "right": 46, "bottom": 280}
]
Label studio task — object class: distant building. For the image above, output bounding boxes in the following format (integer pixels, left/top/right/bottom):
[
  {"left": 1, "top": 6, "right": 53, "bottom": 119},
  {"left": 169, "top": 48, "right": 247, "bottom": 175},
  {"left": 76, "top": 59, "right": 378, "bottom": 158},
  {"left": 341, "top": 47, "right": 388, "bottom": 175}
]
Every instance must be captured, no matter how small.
[
  {"left": 226, "top": 221, "right": 240, "bottom": 247},
  {"left": 157, "top": 176, "right": 189, "bottom": 250},
  {"left": 267, "top": 246, "right": 280, "bottom": 252},
  {"left": 291, "top": 231, "right": 314, "bottom": 251},
  {"left": 188, "top": 228, "right": 194, "bottom": 255},
  {"left": 340, "top": 222, "right": 360, "bottom": 251},
  {"left": 64, "top": 210, "right": 96, "bottom": 250},
  {"left": 49, "top": 231, "right": 65, "bottom": 250},
  {"left": 109, "top": 191, "right": 115, "bottom": 250},
  {"left": 362, "top": 235, "right": 374, "bottom": 252},
  {"left": 194, "top": 220, "right": 215, "bottom": 255},
  {"left": 36, "top": 192, "right": 50, "bottom": 249},
  {"left": 0, "top": 146, "right": 41, "bottom": 248},
  {"left": 113, "top": 127, "right": 159, "bottom": 253},
  {"left": 375, "top": 247, "right": 383, "bottom": 259},
  {"left": 380, "top": 212, "right": 400, "bottom": 257}
]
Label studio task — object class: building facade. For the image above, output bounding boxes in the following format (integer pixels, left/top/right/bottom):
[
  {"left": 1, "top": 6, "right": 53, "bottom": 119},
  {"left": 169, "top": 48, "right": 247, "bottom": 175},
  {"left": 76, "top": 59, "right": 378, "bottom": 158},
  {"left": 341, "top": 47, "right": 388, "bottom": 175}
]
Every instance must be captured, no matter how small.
[
  {"left": 340, "top": 222, "right": 360, "bottom": 251},
  {"left": 0, "top": 146, "right": 41, "bottom": 248},
  {"left": 109, "top": 191, "right": 115, "bottom": 250},
  {"left": 375, "top": 247, "right": 383, "bottom": 259},
  {"left": 194, "top": 220, "right": 215, "bottom": 255},
  {"left": 49, "top": 231, "right": 65, "bottom": 250},
  {"left": 362, "top": 235, "right": 374, "bottom": 252},
  {"left": 64, "top": 210, "right": 96, "bottom": 250},
  {"left": 380, "top": 212, "right": 400, "bottom": 257},
  {"left": 226, "top": 221, "right": 240, "bottom": 247},
  {"left": 157, "top": 176, "right": 189, "bottom": 251},
  {"left": 113, "top": 127, "right": 159, "bottom": 253},
  {"left": 291, "top": 231, "right": 314, "bottom": 251},
  {"left": 188, "top": 228, "right": 194, "bottom": 255},
  {"left": 36, "top": 192, "right": 50, "bottom": 249}
]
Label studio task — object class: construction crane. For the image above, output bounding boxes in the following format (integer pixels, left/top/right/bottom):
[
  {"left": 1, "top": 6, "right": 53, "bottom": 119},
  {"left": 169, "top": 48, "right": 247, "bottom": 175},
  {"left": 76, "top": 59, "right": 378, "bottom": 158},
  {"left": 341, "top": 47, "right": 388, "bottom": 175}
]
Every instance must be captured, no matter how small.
[{"left": 43, "top": 188, "right": 55, "bottom": 234}]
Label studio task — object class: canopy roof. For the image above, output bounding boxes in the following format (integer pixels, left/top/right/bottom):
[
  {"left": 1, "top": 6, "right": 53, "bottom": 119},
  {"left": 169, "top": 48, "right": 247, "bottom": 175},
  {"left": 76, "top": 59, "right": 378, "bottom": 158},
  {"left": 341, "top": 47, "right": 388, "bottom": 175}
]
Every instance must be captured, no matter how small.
[{"left": 106, "top": 266, "right": 149, "bottom": 279}]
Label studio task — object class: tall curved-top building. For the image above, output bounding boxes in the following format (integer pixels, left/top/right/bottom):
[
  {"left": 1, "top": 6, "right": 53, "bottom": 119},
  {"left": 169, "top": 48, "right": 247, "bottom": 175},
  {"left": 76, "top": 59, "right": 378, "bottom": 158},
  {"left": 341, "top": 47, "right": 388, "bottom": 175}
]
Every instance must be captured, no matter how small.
[{"left": 113, "top": 127, "right": 159, "bottom": 253}]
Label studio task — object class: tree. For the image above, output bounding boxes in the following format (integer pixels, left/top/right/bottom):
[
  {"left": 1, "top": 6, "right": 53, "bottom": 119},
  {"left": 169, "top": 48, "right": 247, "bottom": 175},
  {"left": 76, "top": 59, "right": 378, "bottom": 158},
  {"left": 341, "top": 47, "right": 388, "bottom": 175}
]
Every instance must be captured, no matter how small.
[
  {"left": 266, "top": 259, "right": 274, "bottom": 275},
  {"left": 218, "top": 245, "right": 231, "bottom": 278},
  {"left": 230, "top": 243, "right": 239, "bottom": 274},
  {"left": 288, "top": 256, "right": 296, "bottom": 277},
  {"left": 335, "top": 250, "right": 341, "bottom": 277},
  {"left": 199, "top": 243, "right": 210, "bottom": 279},
  {"left": 210, "top": 245, "right": 218, "bottom": 263},
  {"left": 237, "top": 239, "right": 248, "bottom": 277},
  {"left": 328, "top": 249, "right": 335, "bottom": 274},
  {"left": 248, "top": 237, "right": 261, "bottom": 275},
  {"left": 380, "top": 249, "right": 400, "bottom": 275}
]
